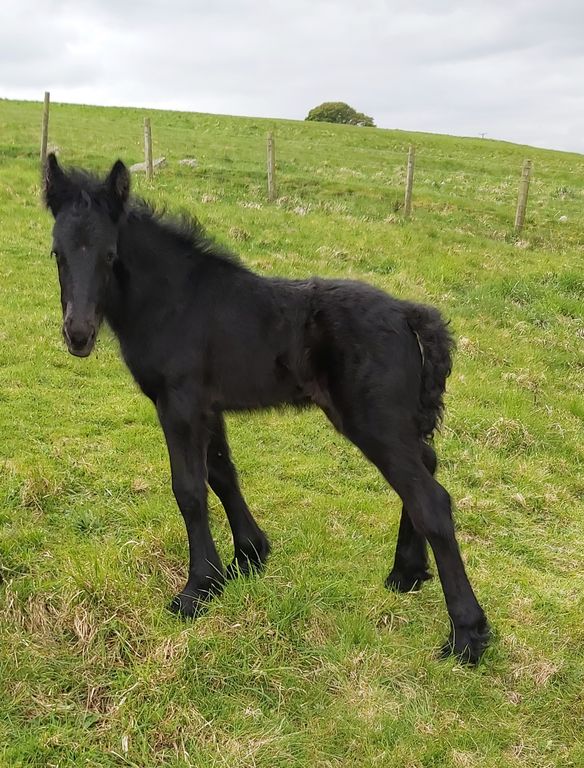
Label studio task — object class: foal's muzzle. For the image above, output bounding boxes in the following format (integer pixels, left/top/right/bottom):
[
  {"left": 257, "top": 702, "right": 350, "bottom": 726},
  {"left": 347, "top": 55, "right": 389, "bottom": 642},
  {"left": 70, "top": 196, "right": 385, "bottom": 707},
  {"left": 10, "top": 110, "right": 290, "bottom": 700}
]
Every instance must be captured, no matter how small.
[{"left": 63, "top": 321, "right": 97, "bottom": 357}]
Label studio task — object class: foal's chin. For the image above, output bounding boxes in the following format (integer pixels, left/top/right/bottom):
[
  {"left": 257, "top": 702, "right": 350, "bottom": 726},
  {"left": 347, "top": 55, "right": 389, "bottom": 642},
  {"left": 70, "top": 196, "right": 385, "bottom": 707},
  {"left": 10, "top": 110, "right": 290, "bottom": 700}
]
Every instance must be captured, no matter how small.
[{"left": 68, "top": 345, "right": 94, "bottom": 358}]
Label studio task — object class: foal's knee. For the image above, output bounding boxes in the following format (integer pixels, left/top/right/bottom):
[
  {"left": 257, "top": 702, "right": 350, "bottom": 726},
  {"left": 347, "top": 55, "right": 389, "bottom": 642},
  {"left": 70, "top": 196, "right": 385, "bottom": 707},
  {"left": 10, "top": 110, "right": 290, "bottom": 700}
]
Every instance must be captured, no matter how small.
[
  {"left": 208, "top": 459, "right": 238, "bottom": 499},
  {"left": 172, "top": 481, "right": 204, "bottom": 515}
]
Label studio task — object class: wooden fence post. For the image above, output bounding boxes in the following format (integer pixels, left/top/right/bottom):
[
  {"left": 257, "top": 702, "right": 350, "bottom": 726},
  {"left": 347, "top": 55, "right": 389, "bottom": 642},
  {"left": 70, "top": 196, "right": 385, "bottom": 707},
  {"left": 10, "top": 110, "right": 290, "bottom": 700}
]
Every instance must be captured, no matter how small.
[
  {"left": 144, "top": 117, "right": 153, "bottom": 181},
  {"left": 514, "top": 159, "right": 532, "bottom": 233},
  {"left": 267, "top": 132, "right": 276, "bottom": 202},
  {"left": 40, "top": 91, "right": 50, "bottom": 167},
  {"left": 404, "top": 145, "right": 415, "bottom": 218}
]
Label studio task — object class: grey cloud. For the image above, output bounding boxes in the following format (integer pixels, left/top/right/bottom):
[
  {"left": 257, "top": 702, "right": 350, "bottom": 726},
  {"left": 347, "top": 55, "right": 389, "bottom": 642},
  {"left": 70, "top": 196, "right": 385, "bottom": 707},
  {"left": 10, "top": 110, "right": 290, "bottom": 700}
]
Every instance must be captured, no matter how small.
[{"left": 1, "top": 0, "right": 583, "bottom": 152}]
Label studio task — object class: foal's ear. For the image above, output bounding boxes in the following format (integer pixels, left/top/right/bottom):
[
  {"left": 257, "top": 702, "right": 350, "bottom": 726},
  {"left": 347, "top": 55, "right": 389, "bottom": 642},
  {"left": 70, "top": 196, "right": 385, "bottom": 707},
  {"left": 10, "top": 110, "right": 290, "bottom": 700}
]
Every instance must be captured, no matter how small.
[
  {"left": 105, "top": 160, "right": 131, "bottom": 219},
  {"left": 43, "top": 153, "right": 71, "bottom": 217}
]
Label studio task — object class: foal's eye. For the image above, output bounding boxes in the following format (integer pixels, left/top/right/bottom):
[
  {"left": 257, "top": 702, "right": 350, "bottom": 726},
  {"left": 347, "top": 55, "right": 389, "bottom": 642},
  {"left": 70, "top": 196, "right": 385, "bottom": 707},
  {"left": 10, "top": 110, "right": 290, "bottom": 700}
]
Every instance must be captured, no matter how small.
[{"left": 105, "top": 250, "right": 117, "bottom": 265}]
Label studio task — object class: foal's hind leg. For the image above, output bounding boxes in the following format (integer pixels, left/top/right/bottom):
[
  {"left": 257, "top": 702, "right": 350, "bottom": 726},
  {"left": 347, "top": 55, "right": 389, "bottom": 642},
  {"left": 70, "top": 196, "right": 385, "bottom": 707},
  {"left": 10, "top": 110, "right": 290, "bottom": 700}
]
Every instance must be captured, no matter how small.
[
  {"left": 385, "top": 442, "right": 435, "bottom": 592},
  {"left": 348, "top": 423, "right": 489, "bottom": 663},
  {"left": 207, "top": 414, "right": 271, "bottom": 579}
]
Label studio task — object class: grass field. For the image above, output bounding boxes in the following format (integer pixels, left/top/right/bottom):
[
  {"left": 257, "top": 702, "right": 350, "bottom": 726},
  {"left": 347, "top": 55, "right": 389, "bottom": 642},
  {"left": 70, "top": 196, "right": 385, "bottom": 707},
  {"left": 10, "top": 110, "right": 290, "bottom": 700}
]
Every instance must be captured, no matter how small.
[{"left": 0, "top": 98, "right": 583, "bottom": 767}]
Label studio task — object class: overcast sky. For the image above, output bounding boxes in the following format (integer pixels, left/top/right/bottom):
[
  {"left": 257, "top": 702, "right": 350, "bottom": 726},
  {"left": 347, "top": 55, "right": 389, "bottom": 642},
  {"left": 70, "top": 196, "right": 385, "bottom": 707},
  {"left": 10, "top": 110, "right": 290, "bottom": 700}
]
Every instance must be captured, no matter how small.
[{"left": 1, "top": 0, "right": 583, "bottom": 154}]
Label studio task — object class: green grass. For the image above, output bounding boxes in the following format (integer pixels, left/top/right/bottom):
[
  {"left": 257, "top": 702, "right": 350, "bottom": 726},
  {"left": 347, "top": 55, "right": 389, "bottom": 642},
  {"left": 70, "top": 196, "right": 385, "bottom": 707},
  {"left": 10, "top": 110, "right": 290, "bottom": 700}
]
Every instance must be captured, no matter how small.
[{"left": 1, "top": 97, "right": 583, "bottom": 767}]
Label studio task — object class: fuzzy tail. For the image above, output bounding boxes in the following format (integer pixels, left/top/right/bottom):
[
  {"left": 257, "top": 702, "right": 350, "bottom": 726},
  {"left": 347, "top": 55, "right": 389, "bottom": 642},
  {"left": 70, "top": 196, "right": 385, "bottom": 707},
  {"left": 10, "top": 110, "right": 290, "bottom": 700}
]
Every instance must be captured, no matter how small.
[{"left": 405, "top": 303, "right": 455, "bottom": 440}]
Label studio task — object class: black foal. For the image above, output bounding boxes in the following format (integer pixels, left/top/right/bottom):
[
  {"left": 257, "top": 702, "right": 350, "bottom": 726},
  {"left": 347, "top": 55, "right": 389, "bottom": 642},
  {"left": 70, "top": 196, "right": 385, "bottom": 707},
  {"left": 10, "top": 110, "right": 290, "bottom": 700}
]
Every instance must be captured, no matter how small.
[{"left": 43, "top": 154, "right": 490, "bottom": 662}]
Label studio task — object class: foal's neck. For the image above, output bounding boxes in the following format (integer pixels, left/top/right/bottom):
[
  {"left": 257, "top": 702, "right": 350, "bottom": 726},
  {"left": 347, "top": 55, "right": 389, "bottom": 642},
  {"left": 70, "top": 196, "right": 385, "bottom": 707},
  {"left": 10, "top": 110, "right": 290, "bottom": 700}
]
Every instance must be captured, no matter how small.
[
  {"left": 105, "top": 213, "right": 214, "bottom": 336},
  {"left": 104, "top": 210, "right": 237, "bottom": 337},
  {"left": 105, "top": 215, "right": 173, "bottom": 335}
]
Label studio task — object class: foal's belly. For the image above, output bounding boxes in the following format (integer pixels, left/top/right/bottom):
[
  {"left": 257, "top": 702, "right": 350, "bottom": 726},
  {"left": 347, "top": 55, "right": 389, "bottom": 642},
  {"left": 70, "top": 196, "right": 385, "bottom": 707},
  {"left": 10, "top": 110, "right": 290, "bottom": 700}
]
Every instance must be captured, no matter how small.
[{"left": 215, "top": 357, "right": 309, "bottom": 412}]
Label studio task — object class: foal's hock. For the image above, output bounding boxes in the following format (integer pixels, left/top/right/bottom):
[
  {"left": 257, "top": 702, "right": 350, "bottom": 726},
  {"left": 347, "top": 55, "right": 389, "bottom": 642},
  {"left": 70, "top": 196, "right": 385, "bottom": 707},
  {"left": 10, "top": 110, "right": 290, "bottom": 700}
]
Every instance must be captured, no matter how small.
[{"left": 43, "top": 154, "right": 490, "bottom": 662}]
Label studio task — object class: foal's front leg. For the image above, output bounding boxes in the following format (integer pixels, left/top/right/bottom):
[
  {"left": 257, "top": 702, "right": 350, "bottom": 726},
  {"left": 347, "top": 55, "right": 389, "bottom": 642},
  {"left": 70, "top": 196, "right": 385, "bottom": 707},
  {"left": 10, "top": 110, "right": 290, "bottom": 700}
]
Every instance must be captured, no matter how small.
[
  {"left": 157, "top": 396, "right": 224, "bottom": 617},
  {"left": 206, "top": 413, "right": 271, "bottom": 578}
]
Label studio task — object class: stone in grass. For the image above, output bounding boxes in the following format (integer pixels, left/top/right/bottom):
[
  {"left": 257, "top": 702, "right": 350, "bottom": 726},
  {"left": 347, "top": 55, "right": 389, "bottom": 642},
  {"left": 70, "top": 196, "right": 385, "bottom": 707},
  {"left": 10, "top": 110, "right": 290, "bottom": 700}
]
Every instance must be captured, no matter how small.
[
  {"left": 179, "top": 158, "right": 198, "bottom": 168},
  {"left": 129, "top": 157, "right": 167, "bottom": 173},
  {"left": 558, "top": 215, "right": 568, "bottom": 223}
]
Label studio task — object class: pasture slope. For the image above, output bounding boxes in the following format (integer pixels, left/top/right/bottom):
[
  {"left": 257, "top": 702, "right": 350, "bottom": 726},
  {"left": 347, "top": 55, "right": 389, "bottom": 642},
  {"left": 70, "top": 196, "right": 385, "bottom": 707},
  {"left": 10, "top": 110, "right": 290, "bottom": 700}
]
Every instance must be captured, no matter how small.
[{"left": 0, "top": 98, "right": 583, "bottom": 767}]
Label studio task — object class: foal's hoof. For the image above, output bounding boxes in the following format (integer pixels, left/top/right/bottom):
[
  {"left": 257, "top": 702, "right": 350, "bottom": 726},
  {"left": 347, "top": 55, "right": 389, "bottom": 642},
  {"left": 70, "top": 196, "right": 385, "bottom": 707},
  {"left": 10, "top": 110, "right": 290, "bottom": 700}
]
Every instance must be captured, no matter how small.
[
  {"left": 385, "top": 568, "right": 432, "bottom": 593},
  {"left": 225, "top": 538, "right": 271, "bottom": 580},
  {"left": 439, "top": 616, "right": 491, "bottom": 665},
  {"left": 167, "top": 591, "right": 210, "bottom": 618},
  {"left": 168, "top": 579, "right": 224, "bottom": 618}
]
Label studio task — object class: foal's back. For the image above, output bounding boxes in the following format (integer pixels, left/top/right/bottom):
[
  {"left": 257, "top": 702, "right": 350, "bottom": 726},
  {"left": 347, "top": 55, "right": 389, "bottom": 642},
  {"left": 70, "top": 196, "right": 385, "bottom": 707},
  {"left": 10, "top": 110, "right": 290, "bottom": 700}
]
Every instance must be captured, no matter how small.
[
  {"left": 192, "top": 269, "right": 315, "bottom": 411},
  {"left": 192, "top": 269, "right": 421, "bottom": 417}
]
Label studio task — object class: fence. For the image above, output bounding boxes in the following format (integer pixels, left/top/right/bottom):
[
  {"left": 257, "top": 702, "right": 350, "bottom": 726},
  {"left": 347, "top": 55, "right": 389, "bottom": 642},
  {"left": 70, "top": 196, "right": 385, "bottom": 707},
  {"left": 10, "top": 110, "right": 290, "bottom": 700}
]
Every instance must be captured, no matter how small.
[{"left": 39, "top": 94, "right": 534, "bottom": 232}]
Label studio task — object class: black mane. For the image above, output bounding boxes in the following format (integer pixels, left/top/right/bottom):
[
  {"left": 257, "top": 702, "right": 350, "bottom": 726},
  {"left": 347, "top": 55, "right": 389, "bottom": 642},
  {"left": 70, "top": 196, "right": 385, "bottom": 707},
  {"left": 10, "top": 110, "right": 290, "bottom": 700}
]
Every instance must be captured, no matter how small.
[
  {"left": 47, "top": 160, "right": 243, "bottom": 268},
  {"left": 126, "top": 199, "right": 244, "bottom": 268}
]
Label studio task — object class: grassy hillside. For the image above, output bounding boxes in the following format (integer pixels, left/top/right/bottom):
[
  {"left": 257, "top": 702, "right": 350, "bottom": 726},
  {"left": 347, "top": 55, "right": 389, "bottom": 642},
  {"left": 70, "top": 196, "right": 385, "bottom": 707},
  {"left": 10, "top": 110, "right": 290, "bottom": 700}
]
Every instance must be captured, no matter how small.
[{"left": 0, "top": 98, "right": 583, "bottom": 767}]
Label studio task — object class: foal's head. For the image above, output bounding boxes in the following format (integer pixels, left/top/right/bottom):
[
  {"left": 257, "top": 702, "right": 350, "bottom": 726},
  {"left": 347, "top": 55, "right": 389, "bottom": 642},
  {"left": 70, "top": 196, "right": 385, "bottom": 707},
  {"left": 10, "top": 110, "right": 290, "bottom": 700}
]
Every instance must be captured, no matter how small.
[{"left": 43, "top": 154, "right": 130, "bottom": 357}]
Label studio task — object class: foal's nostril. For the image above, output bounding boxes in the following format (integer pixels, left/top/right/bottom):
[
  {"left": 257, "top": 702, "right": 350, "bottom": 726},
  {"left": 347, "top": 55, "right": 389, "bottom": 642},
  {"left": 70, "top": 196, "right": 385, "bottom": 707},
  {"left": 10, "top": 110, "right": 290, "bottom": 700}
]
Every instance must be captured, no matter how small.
[
  {"left": 70, "top": 330, "right": 89, "bottom": 348},
  {"left": 65, "top": 323, "right": 95, "bottom": 350}
]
